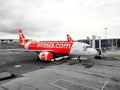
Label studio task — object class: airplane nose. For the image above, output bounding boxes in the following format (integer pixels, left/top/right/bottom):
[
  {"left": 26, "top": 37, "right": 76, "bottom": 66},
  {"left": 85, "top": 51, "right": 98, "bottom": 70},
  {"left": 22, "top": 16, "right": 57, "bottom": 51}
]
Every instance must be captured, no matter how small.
[
  {"left": 88, "top": 48, "right": 97, "bottom": 55},
  {"left": 93, "top": 49, "right": 98, "bottom": 55}
]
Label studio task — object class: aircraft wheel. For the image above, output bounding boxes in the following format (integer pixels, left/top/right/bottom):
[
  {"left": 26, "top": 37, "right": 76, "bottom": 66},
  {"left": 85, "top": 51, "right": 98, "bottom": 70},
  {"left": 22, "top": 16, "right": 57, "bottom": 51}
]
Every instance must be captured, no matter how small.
[{"left": 78, "top": 59, "right": 81, "bottom": 62}]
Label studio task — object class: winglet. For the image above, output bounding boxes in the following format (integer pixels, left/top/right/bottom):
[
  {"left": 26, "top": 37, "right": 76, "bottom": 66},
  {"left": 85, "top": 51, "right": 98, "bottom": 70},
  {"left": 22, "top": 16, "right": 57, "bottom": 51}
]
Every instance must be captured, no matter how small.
[{"left": 66, "top": 34, "right": 74, "bottom": 42}]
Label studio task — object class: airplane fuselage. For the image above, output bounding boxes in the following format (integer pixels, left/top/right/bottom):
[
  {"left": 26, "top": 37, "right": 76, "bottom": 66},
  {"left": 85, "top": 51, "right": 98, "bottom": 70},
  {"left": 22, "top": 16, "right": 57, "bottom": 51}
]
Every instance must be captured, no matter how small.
[
  {"left": 23, "top": 41, "right": 97, "bottom": 56},
  {"left": 18, "top": 29, "right": 97, "bottom": 61}
]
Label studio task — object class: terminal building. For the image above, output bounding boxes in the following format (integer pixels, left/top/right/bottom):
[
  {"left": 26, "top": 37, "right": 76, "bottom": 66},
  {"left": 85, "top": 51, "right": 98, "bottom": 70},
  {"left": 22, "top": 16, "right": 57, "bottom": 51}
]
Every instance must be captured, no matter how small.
[{"left": 79, "top": 38, "right": 120, "bottom": 49}]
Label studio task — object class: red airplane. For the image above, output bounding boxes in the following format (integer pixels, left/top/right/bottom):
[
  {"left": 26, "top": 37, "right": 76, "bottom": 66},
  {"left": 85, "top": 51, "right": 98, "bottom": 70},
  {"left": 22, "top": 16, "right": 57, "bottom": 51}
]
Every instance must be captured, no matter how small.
[{"left": 18, "top": 29, "right": 97, "bottom": 62}]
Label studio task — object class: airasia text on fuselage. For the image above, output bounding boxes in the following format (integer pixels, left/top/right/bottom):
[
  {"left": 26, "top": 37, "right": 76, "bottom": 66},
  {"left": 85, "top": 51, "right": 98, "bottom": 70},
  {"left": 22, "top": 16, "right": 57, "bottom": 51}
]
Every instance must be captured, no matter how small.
[{"left": 36, "top": 43, "right": 71, "bottom": 48}]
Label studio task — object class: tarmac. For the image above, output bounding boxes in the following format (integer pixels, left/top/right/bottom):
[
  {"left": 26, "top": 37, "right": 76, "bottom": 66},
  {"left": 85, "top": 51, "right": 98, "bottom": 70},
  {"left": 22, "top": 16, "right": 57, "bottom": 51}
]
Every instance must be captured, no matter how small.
[{"left": 0, "top": 44, "right": 120, "bottom": 90}]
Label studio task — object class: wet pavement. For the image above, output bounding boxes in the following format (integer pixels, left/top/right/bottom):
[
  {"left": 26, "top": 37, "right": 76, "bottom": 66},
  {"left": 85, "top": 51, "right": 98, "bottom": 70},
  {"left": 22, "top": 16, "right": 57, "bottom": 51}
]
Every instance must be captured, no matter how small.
[{"left": 0, "top": 49, "right": 120, "bottom": 90}]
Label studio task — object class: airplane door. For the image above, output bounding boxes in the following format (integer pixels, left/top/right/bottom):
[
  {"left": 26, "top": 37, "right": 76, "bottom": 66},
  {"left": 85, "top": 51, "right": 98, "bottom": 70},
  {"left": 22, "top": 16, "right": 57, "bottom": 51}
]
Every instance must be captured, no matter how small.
[
  {"left": 73, "top": 45, "right": 79, "bottom": 52},
  {"left": 70, "top": 42, "right": 82, "bottom": 55},
  {"left": 70, "top": 43, "right": 80, "bottom": 55}
]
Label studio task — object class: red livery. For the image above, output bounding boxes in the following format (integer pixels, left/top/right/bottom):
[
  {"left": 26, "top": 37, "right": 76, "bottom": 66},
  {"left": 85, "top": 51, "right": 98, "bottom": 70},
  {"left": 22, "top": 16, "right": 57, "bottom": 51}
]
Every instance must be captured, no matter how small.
[{"left": 18, "top": 29, "right": 97, "bottom": 62}]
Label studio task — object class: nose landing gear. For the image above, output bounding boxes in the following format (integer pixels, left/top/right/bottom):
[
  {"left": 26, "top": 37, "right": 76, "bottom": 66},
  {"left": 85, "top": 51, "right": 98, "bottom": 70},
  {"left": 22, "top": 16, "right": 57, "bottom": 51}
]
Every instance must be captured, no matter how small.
[{"left": 77, "top": 56, "right": 81, "bottom": 62}]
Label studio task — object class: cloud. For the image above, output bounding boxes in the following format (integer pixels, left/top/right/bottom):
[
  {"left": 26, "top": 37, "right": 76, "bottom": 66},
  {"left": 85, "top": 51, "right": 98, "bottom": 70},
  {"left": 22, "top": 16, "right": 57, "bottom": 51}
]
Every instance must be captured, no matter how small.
[
  {"left": 0, "top": 0, "right": 120, "bottom": 40},
  {"left": 0, "top": 0, "right": 63, "bottom": 39}
]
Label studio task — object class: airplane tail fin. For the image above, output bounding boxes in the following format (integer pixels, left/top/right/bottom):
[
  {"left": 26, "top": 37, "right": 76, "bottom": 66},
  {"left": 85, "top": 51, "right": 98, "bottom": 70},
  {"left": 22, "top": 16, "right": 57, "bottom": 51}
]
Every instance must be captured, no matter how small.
[
  {"left": 18, "top": 29, "right": 28, "bottom": 47},
  {"left": 66, "top": 34, "right": 74, "bottom": 42}
]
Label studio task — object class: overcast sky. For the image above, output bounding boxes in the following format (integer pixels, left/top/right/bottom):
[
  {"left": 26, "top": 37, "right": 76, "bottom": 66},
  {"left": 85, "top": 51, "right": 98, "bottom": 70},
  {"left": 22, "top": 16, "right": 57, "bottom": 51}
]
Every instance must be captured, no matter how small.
[{"left": 0, "top": 0, "right": 120, "bottom": 40}]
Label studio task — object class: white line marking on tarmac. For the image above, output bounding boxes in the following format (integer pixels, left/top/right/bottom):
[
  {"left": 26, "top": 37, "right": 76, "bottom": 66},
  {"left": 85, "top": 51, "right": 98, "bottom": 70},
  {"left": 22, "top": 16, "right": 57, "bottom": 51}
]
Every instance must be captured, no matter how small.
[
  {"left": 62, "top": 79, "right": 100, "bottom": 90},
  {"left": 101, "top": 78, "right": 110, "bottom": 90},
  {"left": 51, "top": 79, "right": 100, "bottom": 90},
  {"left": 51, "top": 79, "right": 68, "bottom": 90}
]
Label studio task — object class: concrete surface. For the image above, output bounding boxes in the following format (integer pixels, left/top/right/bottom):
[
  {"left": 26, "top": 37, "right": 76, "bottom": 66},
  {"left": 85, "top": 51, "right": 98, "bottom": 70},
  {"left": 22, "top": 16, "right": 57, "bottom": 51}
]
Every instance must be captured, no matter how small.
[
  {"left": 0, "top": 72, "right": 13, "bottom": 81},
  {"left": 0, "top": 47, "right": 120, "bottom": 90}
]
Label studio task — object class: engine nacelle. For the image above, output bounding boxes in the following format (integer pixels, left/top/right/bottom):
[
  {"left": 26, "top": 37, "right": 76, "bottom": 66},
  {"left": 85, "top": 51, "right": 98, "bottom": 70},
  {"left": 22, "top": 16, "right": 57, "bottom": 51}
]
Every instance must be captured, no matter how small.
[{"left": 39, "top": 52, "right": 53, "bottom": 61}]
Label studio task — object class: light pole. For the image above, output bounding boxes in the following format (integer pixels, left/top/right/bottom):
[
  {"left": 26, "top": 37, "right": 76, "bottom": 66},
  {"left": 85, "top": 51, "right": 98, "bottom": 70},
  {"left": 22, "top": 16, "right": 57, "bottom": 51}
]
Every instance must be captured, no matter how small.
[
  {"left": 92, "top": 35, "right": 96, "bottom": 48},
  {"left": 105, "top": 27, "right": 107, "bottom": 39}
]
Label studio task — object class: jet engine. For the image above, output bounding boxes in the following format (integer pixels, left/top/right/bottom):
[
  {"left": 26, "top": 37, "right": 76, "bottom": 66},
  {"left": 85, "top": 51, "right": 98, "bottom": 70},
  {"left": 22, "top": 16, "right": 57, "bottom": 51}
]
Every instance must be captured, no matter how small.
[{"left": 39, "top": 52, "right": 53, "bottom": 61}]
